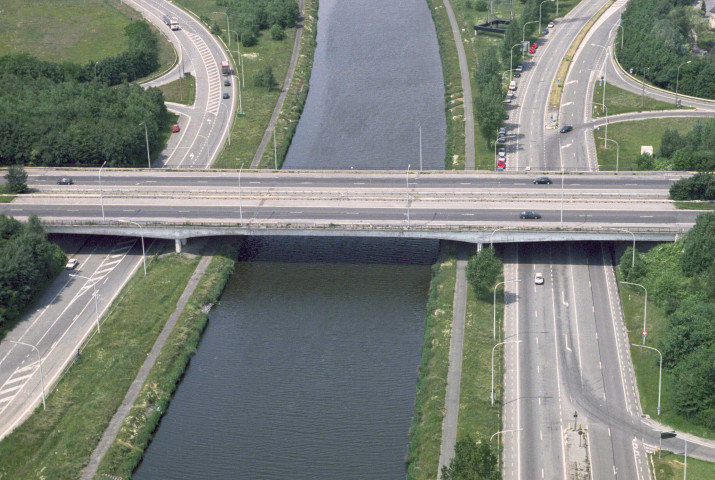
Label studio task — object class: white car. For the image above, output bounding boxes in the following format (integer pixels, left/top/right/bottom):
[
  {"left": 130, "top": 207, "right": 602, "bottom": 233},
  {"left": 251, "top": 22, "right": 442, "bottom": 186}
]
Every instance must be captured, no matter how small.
[
  {"left": 535, "top": 273, "right": 544, "bottom": 285},
  {"left": 66, "top": 259, "right": 79, "bottom": 270},
  {"left": 547, "top": 22, "right": 555, "bottom": 28}
]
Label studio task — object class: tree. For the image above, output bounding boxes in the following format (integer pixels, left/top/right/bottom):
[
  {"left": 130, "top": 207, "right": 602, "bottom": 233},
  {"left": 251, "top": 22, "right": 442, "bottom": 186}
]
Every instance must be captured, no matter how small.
[
  {"left": 671, "top": 346, "right": 715, "bottom": 428},
  {"left": 659, "top": 127, "right": 685, "bottom": 158},
  {"left": 270, "top": 24, "right": 286, "bottom": 40},
  {"left": 253, "top": 65, "right": 278, "bottom": 90},
  {"left": 636, "top": 153, "right": 655, "bottom": 170},
  {"left": 441, "top": 435, "right": 499, "bottom": 480},
  {"left": 467, "top": 247, "right": 503, "bottom": 301},
  {"left": 680, "top": 212, "right": 715, "bottom": 276},
  {"left": 4, "top": 165, "right": 27, "bottom": 194}
]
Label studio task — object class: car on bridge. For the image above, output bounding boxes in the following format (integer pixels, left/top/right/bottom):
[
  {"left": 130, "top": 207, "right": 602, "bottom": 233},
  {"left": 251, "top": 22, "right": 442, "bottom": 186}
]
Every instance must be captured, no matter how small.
[
  {"left": 533, "top": 177, "right": 552, "bottom": 184},
  {"left": 520, "top": 210, "right": 541, "bottom": 219}
]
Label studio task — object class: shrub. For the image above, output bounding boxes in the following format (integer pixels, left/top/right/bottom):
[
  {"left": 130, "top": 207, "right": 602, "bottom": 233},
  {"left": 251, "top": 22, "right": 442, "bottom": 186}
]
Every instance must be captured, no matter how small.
[
  {"left": 270, "top": 24, "right": 286, "bottom": 40},
  {"left": 253, "top": 65, "right": 277, "bottom": 90}
]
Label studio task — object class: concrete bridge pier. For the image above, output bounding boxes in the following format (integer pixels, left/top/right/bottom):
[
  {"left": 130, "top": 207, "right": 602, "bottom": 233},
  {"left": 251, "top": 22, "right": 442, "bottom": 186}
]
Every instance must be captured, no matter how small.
[{"left": 175, "top": 238, "right": 187, "bottom": 253}]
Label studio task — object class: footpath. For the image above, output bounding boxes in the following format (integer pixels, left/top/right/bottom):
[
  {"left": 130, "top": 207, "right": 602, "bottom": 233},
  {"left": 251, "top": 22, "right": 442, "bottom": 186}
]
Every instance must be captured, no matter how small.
[{"left": 81, "top": 241, "right": 217, "bottom": 479}]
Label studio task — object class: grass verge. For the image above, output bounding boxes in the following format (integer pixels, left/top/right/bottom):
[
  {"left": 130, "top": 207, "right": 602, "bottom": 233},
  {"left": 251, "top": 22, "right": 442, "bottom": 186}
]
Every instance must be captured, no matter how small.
[
  {"left": 592, "top": 117, "right": 700, "bottom": 171},
  {"left": 458, "top": 283, "right": 501, "bottom": 441},
  {"left": 673, "top": 201, "right": 715, "bottom": 210},
  {"left": 0, "top": 195, "right": 14, "bottom": 203},
  {"left": 95, "top": 239, "right": 241, "bottom": 479},
  {"left": 406, "top": 244, "right": 457, "bottom": 480},
  {"left": 651, "top": 451, "right": 715, "bottom": 479},
  {"left": 619, "top": 283, "right": 714, "bottom": 439},
  {"left": 0, "top": 252, "right": 199, "bottom": 479},
  {"left": 253, "top": 0, "right": 318, "bottom": 169},
  {"left": 592, "top": 82, "right": 680, "bottom": 117},
  {"left": 158, "top": 73, "right": 196, "bottom": 105}
]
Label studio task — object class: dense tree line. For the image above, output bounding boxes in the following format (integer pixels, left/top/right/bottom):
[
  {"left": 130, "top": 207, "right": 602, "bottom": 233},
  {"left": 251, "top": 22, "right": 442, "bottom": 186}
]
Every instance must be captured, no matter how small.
[
  {"left": 669, "top": 173, "right": 715, "bottom": 200},
  {"left": 620, "top": 212, "right": 715, "bottom": 428},
  {"left": 0, "top": 72, "right": 167, "bottom": 167},
  {"left": 0, "top": 21, "right": 158, "bottom": 86},
  {"left": 619, "top": 0, "right": 715, "bottom": 100},
  {"left": 0, "top": 215, "right": 66, "bottom": 335},
  {"left": 473, "top": 46, "right": 507, "bottom": 146},
  {"left": 657, "top": 117, "right": 715, "bottom": 172},
  {"left": 216, "top": 0, "right": 300, "bottom": 47}
]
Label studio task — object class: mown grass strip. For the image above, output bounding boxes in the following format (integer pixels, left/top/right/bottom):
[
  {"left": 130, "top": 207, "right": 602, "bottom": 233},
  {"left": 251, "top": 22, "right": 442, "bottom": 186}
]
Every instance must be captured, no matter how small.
[
  {"left": 620, "top": 282, "right": 714, "bottom": 440},
  {"left": 650, "top": 451, "right": 715, "bottom": 479},
  {"left": 592, "top": 117, "right": 699, "bottom": 171},
  {"left": 0, "top": 252, "right": 199, "bottom": 479},
  {"left": 406, "top": 245, "right": 457, "bottom": 480},
  {"left": 673, "top": 201, "right": 715, "bottom": 210},
  {"left": 95, "top": 239, "right": 241, "bottom": 479},
  {"left": 592, "top": 82, "right": 680, "bottom": 117},
  {"left": 158, "top": 73, "right": 196, "bottom": 105}
]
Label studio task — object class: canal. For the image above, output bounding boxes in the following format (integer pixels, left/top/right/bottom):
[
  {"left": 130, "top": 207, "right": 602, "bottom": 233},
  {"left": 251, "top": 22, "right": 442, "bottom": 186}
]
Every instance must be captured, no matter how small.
[{"left": 134, "top": 0, "right": 445, "bottom": 477}]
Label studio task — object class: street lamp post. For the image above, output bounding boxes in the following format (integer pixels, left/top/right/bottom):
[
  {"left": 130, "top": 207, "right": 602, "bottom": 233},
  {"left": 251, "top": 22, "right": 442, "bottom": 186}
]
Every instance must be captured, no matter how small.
[
  {"left": 213, "top": 11, "right": 230, "bottom": 47},
  {"left": 592, "top": 44, "right": 609, "bottom": 108},
  {"left": 599, "top": 137, "right": 619, "bottom": 171},
  {"left": 490, "top": 428, "right": 522, "bottom": 473},
  {"left": 594, "top": 102, "right": 608, "bottom": 146},
  {"left": 197, "top": 134, "right": 209, "bottom": 165},
  {"left": 620, "top": 281, "right": 648, "bottom": 344},
  {"left": 10, "top": 341, "right": 45, "bottom": 410},
  {"left": 70, "top": 274, "right": 101, "bottom": 334},
  {"left": 218, "top": 104, "right": 230, "bottom": 145},
  {"left": 641, "top": 67, "right": 650, "bottom": 108},
  {"left": 406, "top": 164, "right": 411, "bottom": 228},
  {"left": 238, "top": 164, "right": 243, "bottom": 224},
  {"left": 539, "top": 0, "right": 555, "bottom": 33},
  {"left": 98, "top": 161, "right": 107, "bottom": 223},
  {"left": 675, "top": 60, "right": 691, "bottom": 107},
  {"left": 631, "top": 344, "right": 662, "bottom": 415},
  {"left": 139, "top": 122, "right": 151, "bottom": 168},
  {"left": 510, "top": 43, "right": 521, "bottom": 81},
  {"left": 117, "top": 220, "right": 147, "bottom": 276},
  {"left": 419, "top": 125, "right": 423, "bottom": 171},
  {"left": 489, "top": 226, "right": 517, "bottom": 249},
  {"left": 522, "top": 21, "right": 539, "bottom": 44},
  {"left": 493, "top": 280, "right": 521, "bottom": 340},
  {"left": 492, "top": 340, "right": 521, "bottom": 405}
]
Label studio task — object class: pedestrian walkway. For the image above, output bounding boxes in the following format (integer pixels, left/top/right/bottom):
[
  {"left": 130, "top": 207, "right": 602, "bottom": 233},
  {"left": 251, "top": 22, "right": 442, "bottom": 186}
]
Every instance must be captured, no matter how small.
[
  {"left": 81, "top": 242, "right": 217, "bottom": 479},
  {"left": 437, "top": 245, "right": 471, "bottom": 477}
]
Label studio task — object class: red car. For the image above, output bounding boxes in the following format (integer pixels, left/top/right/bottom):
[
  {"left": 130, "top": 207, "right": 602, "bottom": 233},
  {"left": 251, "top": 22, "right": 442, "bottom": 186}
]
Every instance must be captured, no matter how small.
[
  {"left": 497, "top": 160, "right": 506, "bottom": 169},
  {"left": 529, "top": 48, "right": 536, "bottom": 54},
  {"left": 172, "top": 124, "right": 180, "bottom": 133},
  {"left": 531, "top": 43, "right": 538, "bottom": 49}
]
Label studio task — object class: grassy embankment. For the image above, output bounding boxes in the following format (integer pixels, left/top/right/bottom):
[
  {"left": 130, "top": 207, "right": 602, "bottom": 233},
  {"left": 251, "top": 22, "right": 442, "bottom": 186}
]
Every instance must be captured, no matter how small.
[
  {"left": 592, "top": 83, "right": 680, "bottom": 117},
  {"left": 96, "top": 239, "right": 241, "bottom": 479},
  {"left": 430, "top": 0, "right": 579, "bottom": 169},
  {"left": 406, "top": 244, "right": 504, "bottom": 479},
  {"left": 174, "top": 0, "right": 317, "bottom": 169},
  {"left": 619, "top": 265, "right": 714, "bottom": 440},
  {"left": 651, "top": 451, "right": 715, "bottom": 479},
  {"left": 158, "top": 73, "right": 196, "bottom": 105},
  {"left": 406, "top": 246, "right": 455, "bottom": 479},
  {"left": 592, "top": 117, "right": 699, "bottom": 171},
  {"left": 0, "top": 251, "right": 199, "bottom": 479}
]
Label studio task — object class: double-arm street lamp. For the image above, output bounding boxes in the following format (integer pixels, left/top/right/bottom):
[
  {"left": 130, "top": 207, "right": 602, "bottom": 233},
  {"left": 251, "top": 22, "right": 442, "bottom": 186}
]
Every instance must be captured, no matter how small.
[
  {"left": 620, "top": 281, "right": 647, "bottom": 344},
  {"left": 675, "top": 60, "right": 691, "bottom": 107},
  {"left": 631, "top": 344, "right": 662, "bottom": 415},
  {"left": 492, "top": 339, "right": 521, "bottom": 405}
]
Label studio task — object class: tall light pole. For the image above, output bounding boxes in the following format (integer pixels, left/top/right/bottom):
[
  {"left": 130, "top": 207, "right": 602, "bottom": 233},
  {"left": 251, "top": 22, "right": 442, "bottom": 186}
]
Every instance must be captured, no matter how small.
[
  {"left": 631, "top": 344, "right": 662, "bottom": 415},
  {"left": 213, "top": 11, "right": 230, "bottom": 47},
  {"left": 419, "top": 125, "right": 423, "bottom": 171},
  {"left": 406, "top": 164, "right": 411, "bottom": 228},
  {"left": 489, "top": 226, "right": 516, "bottom": 249},
  {"left": 10, "top": 341, "right": 45, "bottom": 410},
  {"left": 609, "top": 22, "right": 624, "bottom": 50},
  {"left": 117, "top": 219, "right": 146, "bottom": 276},
  {"left": 197, "top": 134, "right": 209, "bottom": 165},
  {"left": 139, "top": 122, "right": 151, "bottom": 168},
  {"left": 238, "top": 164, "right": 243, "bottom": 224},
  {"left": 594, "top": 102, "right": 608, "bottom": 146},
  {"left": 539, "top": 0, "right": 554, "bottom": 33},
  {"left": 675, "top": 60, "right": 691, "bottom": 107},
  {"left": 493, "top": 280, "right": 521, "bottom": 340},
  {"left": 218, "top": 104, "right": 230, "bottom": 145},
  {"left": 94, "top": 61, "right": 99, "bottom": 80},
  {"left": 599, "top": 137, "right": 619, "bottom": 171},
  {"left": 70, "top": 274, "right": 101, "bottom": 334},
  {"left": 492, "top": 340, "right": 521, "bottom": 405},
  {"left": 274, "top": 128, "right": 278, "bottom": 169},
  {"left": 641, "top": 67, "right": 650, "bottom": 108},
  {"left": 98, "top": 161, "right": 107, "bottom": 223},
  {"left": 522, "top": 21, "right": 539, "bottom": 44},
  {"left": 560, "top": 167, "right": 564, "bottom": 224},
  {"left": 510, "top": 43, "right": 522, "bottom": 82},
  {"left": 620, "top": 281, "right": 647, "bottom": 344},
  {"left": 591, "top": 44, "right": 609, "bottom": 108},
  {"left": 490, "top": 428, "right": 522, "bottom": 472}
]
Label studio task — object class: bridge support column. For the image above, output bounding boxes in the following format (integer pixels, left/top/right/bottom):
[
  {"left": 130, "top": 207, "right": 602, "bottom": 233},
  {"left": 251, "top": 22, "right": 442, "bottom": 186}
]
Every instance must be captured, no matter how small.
[
  {"left": 477, "top": 243, "right": 482, "bottom": 253},
  {"left": 175, "top": 238, "right": 185, "bottom": 253}
]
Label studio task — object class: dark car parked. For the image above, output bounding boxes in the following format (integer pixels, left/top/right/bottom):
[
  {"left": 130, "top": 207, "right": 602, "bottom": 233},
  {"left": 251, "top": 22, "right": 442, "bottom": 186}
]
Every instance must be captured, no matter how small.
[
  {"left": 533, "top": 177, "right": 552, "bottom": 184},
  {"left": 520, "top": 210, "right": 542, "bottom": 219},
  {"left": 559, "top": 125, "right": 573, "bottom": 133}
]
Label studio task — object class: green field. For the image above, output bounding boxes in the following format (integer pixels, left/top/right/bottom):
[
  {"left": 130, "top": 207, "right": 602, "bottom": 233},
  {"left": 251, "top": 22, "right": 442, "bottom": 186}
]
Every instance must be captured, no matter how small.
[
  {"left": 0, "top": 0, "right": 131, "bottom": 63},
  {"left": 158, "top": 73, "right": 196, "bottom": 105},
  {"left": 592, "top": 82, "right": 680, "bottom": 117},
  {"left": 651, "top": 451, "right": 715, "bottom": 479},
  {"left": 593, "top": 117, "right": 700, "bottom": 171}
]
